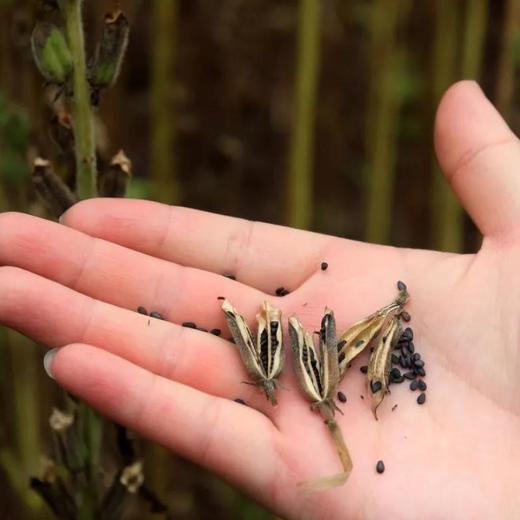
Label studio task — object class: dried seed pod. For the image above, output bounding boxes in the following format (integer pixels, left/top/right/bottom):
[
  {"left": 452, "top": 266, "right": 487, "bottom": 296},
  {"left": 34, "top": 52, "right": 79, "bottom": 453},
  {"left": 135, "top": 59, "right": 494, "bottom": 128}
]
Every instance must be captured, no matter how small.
[
  {"left": 221, "top": 299, "right": 284, "bottom": 405},
  {"left": 97, "top": 149, "right": 132, "bottom": 197},
  {"left": 367, "top": 318, "right": 401, "bottom": 419},
  {"left": 289, "top": 311, "right": 352, "bottom": 489},
  {"left": 31, "top": 23, "right": 73, "bottom": 84},
  {"left": 32, "top": 158, "right": 76, "bottom": 217},
  {"left": 89, "top": 10, "right": 130, "bottom": 89}
]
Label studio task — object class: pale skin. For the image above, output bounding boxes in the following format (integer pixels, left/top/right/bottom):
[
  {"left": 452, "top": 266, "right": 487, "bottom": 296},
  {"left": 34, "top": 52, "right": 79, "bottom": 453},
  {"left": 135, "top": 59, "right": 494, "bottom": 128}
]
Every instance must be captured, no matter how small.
[{"left": 1, "top": 80, "right": 520, "bottom": 519}]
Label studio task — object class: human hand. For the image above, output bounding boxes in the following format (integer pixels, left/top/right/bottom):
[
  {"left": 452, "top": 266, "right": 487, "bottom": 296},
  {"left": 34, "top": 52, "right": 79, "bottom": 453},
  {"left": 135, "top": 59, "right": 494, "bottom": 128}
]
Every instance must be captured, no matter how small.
[{"left": 1, "top": 80, "right": 519, "bottom": 519}]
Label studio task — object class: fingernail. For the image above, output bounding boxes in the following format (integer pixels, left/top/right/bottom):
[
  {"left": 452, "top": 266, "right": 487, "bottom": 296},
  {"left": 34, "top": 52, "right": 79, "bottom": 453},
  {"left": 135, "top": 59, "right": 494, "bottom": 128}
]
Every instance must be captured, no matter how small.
[{"left": 44, "top": 348, "right": 60, "bottom": 379}]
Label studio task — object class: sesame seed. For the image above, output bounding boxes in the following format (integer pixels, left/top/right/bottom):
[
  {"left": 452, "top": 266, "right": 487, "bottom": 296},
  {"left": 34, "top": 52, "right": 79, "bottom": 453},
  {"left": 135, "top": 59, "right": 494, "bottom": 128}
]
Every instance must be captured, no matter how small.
[
  {"left": 217, "top": 296, "right": 225, "bottom": 300},
  {"left": 234, "top": 398, "right": 246, "bottom": 405},
  {"left": 391, "top": 404, "right": 398, "bottom": 412},
  {"left": 403, "top": 371, "right": 415, "bottom": 380},
  {"left": 397, "top": 280, "right": 407, "bottom": 292},
  {"left": 137, "top": 306, "right": 148, "bottom": 315},
  {"left": 417, "top": 392, "right": 426, "bottom": 405},
  {"left": 210, "top": 328, "right": 222, "bottom": 336},
  {"left": 182, "top": 322, "right": 197, "bottom": 329},
  {"left": 410, "top": 380, "right": 419, "bottom": 391},
  {"left": 408, "top": 341, "right": 415, "bottom": 353},
  {"left": 416, "top": 367, "right": 426, "bottom": 377},
  {"left": 337, "top": 340, "right": 346, "bottom": 349},
  {"left": 417, "top": 380, "right": 427, "bottom": 391},
  {"left": 223, "top": 273, "right": 236, "bottom": 280},
  {"left": 371, "top": 380, "right": 382, "bottom": 393},
  {"left": 376, "top": 460, "right": 385, "bottom": 474},
  {"left": 321, "top": 261, "right": 328, "bottom": 271},
  {"left": 414, "top": 359, "right": 425, "bottom": 368},
  {"left": 404, "top": 327, "right": 413, "bottom": 340},
  {"left": 400, "top": 311, "right": 411, "bottom": 322},
  {"left": 150, "top": 311, "right": 164, "bottom": 320},
  {"left": 337, "top": 391, "right": 347, "bottom": 403},
  {"left": 360, "top": 365, "right": 368, "bottom": 374},
  {"left": 391, "top": 353, "right": 400, "bottom": 364}
]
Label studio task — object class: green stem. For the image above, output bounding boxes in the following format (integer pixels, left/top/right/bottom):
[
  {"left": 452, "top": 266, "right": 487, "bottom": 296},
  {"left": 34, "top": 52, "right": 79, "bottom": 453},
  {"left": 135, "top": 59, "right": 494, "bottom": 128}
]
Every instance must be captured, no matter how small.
[
  {"left": 62, "top": 0, "right": 97, "bottom": 199},
  {"left": 287, "top": 0, "right": 321, "bottom": 230},
  {"left": 150, "top": 0, "right": 178, "bottom": 204}
]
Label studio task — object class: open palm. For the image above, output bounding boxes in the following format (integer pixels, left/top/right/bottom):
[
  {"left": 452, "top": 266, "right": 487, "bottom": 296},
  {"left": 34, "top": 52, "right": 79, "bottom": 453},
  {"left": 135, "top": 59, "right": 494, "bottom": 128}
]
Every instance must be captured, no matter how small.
[{"left": 1, "top": 81, "right": 520, "bottom": 520}]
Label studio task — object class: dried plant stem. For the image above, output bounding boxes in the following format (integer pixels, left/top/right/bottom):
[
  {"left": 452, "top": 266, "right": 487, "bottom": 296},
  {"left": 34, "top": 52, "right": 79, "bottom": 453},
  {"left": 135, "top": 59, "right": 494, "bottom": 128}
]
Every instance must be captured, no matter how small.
[
  {"left": 150, "top": 0, "right": 178, "bottom": 204},
  {"left": 431, "top": 1, "right": 461, "bottom": 252},
  {"left": 287, "top": 0, "right": 321, "bottom": 230},
  {"left": 61, "top": 0, "right": 97, "bottom": 199}
]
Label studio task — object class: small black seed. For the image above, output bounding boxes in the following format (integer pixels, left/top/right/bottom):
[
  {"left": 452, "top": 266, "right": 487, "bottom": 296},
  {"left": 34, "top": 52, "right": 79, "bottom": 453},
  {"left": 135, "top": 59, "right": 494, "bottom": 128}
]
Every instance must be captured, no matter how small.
[
  {"left": 417, "top": 392, "right": 426, "bottom": 405},
  {"left": 338, "top": 352, "right": 346, "bottom": 363},
  {"left": 404, "top": 327, "right": 413, "bottom": 340},
  {"left": 150, "top": 311, "right": 164, "bottom": 320},
  {"left": 360, "top": 365, "right": 368, "bottom": 374},
  {"left": 393, "top": 375, "right": 405, "bottom": 383},
  {"left": 376, "top": 460, "right": 385, "bottom": 474},
  {"left": 217, "top": 296, "right": 225, "bottom": 300},
  {"left": 321, "top": 261, "right": 328, "bottom": 271},
  {"left": 397, "top": 280, "right": 407, "bottom": 292},
  {"left": 410, "top": 380, "right": 419, "bottom": 391},
  {"left": 408, "top": 341, "right": 415, "bottom": 353},
  {"left": 399, "top": 356, "right": 408, "bottom": 369},
  {"left": 371, "top": 380, "right": 382, "bottom": 393},
  {"left": 234, "top": 398, "right": 247, "bottom": 405},
  {"left": 360, "top": 395, "right": 364, "bottom": 399},
  {"left": 275, "top": 287, "right": 290, "bottom": 296},
  {"left": 413, "top": 353, "right": 421, "bottom": 361},
  {"left": 403, "top": 371, "right": 415, "bottom": 380},
  {"left": 210, "top": 328, "right": 222, "bottom": 336},
  {"left": 390, "top": 367, "right": 401, "bottom": 379},
  {"left": 391, "top": 404, "right": 398, "bottom": 412},
  {"left": 347, "top": 363, "right": 352, "bottom": 369},
  {"left": 337, "top": 391, "right": 347, "bottom": 403},
  {"left": 414, "top": 359, "right": 425, "bottom": 368},
  {"left": 223, "top": 273, "right": 236, "bottom": 280},
  {"left": 400, "top": 311, "right": 411, "bottom": 322},
  {"left": 355, "top": 339, "right": 364, "bottom": 348},
  {"left": 137, "top": 306, "right": 148, "bottom": 315},
  {"left": 182, "top": 322, "right": 197, "bottom": 329},
  {"left": 401, "top": 345, "right": 411, "bottom": 357},
  {"left": 337, "top": 339, "right": 347, "bottom": 350},
  {"left": 416, "top": 367, "right": 426, "bottom": 377},
  {"left": 417, "top": 380, "right": 427, "bottom": 391},
  {"left": 391, "top": 354, "right": 400, "bottom": 364},
  {"left": 197, "top": 327, "right": 208, "bottom": 332}
]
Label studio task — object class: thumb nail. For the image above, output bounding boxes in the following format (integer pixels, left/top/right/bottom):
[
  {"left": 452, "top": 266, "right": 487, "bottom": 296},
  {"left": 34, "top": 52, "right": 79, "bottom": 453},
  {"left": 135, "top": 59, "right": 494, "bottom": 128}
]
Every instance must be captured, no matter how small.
[{"left": 44, "top": 348, "right": 60, "bottom": 379}]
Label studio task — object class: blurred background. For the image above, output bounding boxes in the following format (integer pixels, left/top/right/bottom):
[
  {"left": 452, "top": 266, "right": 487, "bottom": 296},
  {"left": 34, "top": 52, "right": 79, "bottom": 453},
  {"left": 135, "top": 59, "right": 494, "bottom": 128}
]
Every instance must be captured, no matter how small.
[{"left": 0, "top": 0, "right": 519, "bottom": 518}]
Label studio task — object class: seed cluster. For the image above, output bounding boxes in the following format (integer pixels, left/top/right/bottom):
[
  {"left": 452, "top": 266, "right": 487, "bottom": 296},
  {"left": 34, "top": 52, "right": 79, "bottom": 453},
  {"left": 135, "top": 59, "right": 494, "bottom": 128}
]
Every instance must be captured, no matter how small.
[
  {"left": 275, "top": 286, "right": 290, "bottom": 297},
  {"left": 135, "top": 307, "right": 164, "bottom": 320}
]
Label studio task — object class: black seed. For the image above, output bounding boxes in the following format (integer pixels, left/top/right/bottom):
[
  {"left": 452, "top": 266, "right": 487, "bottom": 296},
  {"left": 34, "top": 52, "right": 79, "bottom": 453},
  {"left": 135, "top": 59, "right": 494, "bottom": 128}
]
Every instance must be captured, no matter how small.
[
  {"left": 397, "top": 280, "right": 407, "bottom": 292},
  {"left": 404, "top": 327, "right": 413, "bottom": 340},
  {"left": 223, "top": 273, "right": 236, "bottom": 280},
  {"left": 275, "top": 287, "right": 290, "bottom": 296},
  {"left": 403, "top": 371, "right": 415, "bottom": 380},
  {"left": 408, "top": 341, "right": 415, "bottom": 353},
  {"left": 281, "top": 289, "right": 290, "bottom": 296},
  {"left": 337, "top": 391, "right": 347, "bottom": 403},
  {"left": 417, "top": 392, "right": 426, "bottom": 405},
  {"left": 391, "top": 354, "right": 400, "bottom": 364},
  {"left": 210, "top": 328, "right": 222, "bottom": 336},
  {"left": 393, "top": 375, "right": 405, "bottom": 383},
  {"left": 390, "top": 367, "right": 401, "bottom": 379},
  {"left": 417, "top": 379, "right": 427, "bottom": 391},
  {"left": 182, "top": 322, "right": 197, "bottom": 329},
  {"left": 401, "top": 345, "right": 411, "bottom": 357},
  {"left": 391, "top": 404, "right": 398, "bottom": 412},
  {"left": 217, "top": 296, "right": 225, "bottom": 300},
  {"left": 414, "top": 359, "right": 425, "bottom": 368},
  {"left": 321, "top": 261, "right": 328, "bottom": 271},
  {"left": 347, "top": 363, "right": 352, "bottom": 369},
  {"left": 234, "top": 398, "right": 246, "bottom": 405},
  {"left": 337, "top": 339, "right": 346, "bottom": 350},
  {"left": 197, "top": 327, "right": 208, "bottom": 332},
  {"left": 410, "top": 379, "right": 419, "bottom": 391},
  {"left": 416, "top": 367, "right": 426, "bottom": 377},
  {"left": 376, "top": 460, "right": 385, "bottom": 474},
  {"left": 338, "top": 352, "right": 346, "bottom": 363},
  {"left": 371, "top": 380, "right": 382, "bottom": 393},
  {"left": 137, "top": 306, "right": 148, "bottom": 315},
  {"left": 150, "top": 311, "right": 164, "bottom": 320},
  {"left": 413, "top": 353, "right": 421, "bottom": 361},
  {"left": 355, "top": 339, "right": 364, "bottom": 348},
  {"left": 360, "top": 365, "right": 368, "bottom": 374},
  {"left": 360, "top": 395, "right": 364, "bottom": 399},
  {"left": 400, "top": 311, "right": 411, "bottom": 322}
]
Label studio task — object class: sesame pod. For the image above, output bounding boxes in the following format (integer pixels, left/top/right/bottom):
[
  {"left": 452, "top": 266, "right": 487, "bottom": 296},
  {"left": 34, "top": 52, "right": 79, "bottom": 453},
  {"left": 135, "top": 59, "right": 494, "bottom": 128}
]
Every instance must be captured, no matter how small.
[
  {"left": 97, "top": 149, "right": 132, "bottom": 197},
  {"left": 32, "top": 158, "right": 76, "bottom": 217},
  {"left": 89, "top": 10, "right": 130, "bottom": 89},
  {"left": 31, "top": 23, "right": 73, "bottom": 84},
  {"left": 367, "top": 318, "right": 401, "bottom": 420}
]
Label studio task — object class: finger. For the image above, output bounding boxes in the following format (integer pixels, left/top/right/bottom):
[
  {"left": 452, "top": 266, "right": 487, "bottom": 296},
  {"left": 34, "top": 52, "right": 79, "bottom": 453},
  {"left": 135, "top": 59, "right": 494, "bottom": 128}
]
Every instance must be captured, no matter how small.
[
  {"left": 60, "top": 199, "right": 332, "bottom": 292},
  {"left": 0, "top": 212, "right": 268, "bottom": 326},
  {"left": 434, "top": 80, "right": 520, "bottom": 241},
  {"left": 0, "top": 266, "right": 280, "bottom": 412},
  {"left": 49, "top": 344, "right": 287, "bottom": 505}
]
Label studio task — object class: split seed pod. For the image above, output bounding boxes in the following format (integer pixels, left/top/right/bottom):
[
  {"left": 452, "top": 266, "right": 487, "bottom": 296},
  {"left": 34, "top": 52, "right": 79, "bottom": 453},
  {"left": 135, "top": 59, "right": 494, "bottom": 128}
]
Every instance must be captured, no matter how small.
[
  {"left": 337, "top": 284, "right": 409, "bottom": 377},
  {"left": 367, "top": 317, "right": 401, "bottom": 419},
  {"left": 289, "top": 310, "right": 352, "bottom": 489},
  {"left": 221, "top": 299, "right": 284, "bottom": 405},
  {"left": 31, "top": 23, "right": 73, "bottom": 85}
]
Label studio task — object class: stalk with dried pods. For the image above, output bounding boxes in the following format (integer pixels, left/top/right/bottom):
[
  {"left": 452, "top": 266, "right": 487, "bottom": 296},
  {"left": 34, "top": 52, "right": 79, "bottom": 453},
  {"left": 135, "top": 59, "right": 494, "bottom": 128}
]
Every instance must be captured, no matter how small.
[
  {"left": 289, "top": 310, "right": 352, "bottom": 490},
  {"left": 221, "top": 299, "right": 284, "bottom": 405}
]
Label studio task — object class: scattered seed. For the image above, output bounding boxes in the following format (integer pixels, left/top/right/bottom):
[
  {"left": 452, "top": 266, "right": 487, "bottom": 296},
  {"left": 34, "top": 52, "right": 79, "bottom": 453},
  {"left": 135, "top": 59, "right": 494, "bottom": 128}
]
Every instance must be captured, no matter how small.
[
  {"left": 321, "top": 261, "right": 329, "bottom": 271},
  {"left": 150, "top": 311, "right": 164, "bottom": 320},
  {"left": 182, "top": 322, "right": 197, "bottom": 329},
  {"left": 391, "top": 353, "right": 400, "bottom": 364},
  {"left": 275, "top": 287, "right": 290, "bottom": 296},
  {"left": 210, "top": 328, "right": 222, "bottom": 336},
  {"left": 414, "top": 359, "right": 425, "bottom": 368},
  {"left": 137, "top": 306, "right": 148, "bottom": 315},
  {"left": 390, "top": 367, "right": 401, "bottom": 379},
  {"left": 223, "top": 273, "right": 236, "bottom": 280},
  {"left": 360, "top": 365, "right": 368, "bottom": 374},
  {"left": 234, "top": 398, "right": 247, "bottom": 405},
  {"left": 376, "top": 460, "right": 385, "bottom": 474},
  {"left": 391, "top": 404, "right": 398, "bottom": 412},
  {"left": 403, "top": 371, "right": 415, "bottom": 380},
  {"left": 400, "top": 310, "right": 411, "bottom": 322},
  {"left": 417, "top": 392, "right": 426, "bottom": 405},
  {"left": 397, "top": 280, "right": 407, "bottom": 292},
  {"left": 217, "top": 296, "right": 225, "bottom": 300},
  {"left": 198, "top": 327, "right": 208, "bottom": 332},
  {"left": 370, "top": 380, "right": 382, "bottom": 393},
  {"left": 337, "top": 391, "right": 347, "bottom": 403},
  {"left": 410, "top": 379, "right": 419, "bottom": 391},
  {"left": 416, "top": 367, "right": 426, "bottom": 377},
  {"left": 404, "top": 327, "right": 413, "bottom": 340},
  {"left": 408, "top": 341, "right": 415, "bottom": 353},
  {"left": 417, "top": 380, "right": 427, "bottom": 391}
]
